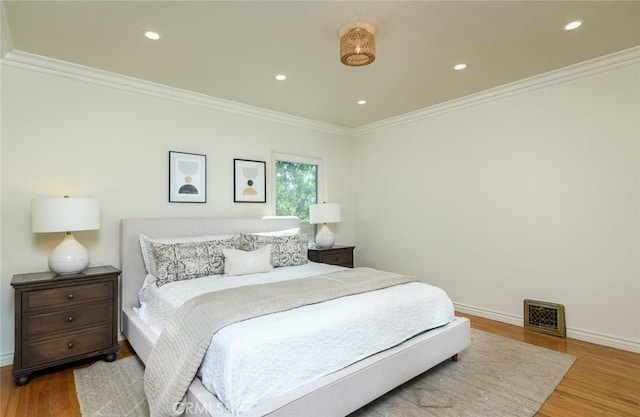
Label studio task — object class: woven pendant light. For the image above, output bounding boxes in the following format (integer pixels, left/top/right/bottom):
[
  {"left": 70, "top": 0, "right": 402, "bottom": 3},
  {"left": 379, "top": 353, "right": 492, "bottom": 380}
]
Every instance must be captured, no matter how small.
[{"left": 340, "top": 23, "right": 376, "bottom": 67}]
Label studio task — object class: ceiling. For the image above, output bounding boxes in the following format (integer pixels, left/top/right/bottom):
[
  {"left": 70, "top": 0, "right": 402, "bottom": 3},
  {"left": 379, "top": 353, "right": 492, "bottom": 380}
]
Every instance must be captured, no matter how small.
[{"left": 3, "top": 1, "right": 640, "bottom": 129}]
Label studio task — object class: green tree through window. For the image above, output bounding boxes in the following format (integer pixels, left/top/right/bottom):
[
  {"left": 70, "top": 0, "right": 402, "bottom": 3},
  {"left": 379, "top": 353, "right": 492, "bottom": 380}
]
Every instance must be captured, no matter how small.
[{"left": 275, "top": 160, "right": 317, "bottom": 222}]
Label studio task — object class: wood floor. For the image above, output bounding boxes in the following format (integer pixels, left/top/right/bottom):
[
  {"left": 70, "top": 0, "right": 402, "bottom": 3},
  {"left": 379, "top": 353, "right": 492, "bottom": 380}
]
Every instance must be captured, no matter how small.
[{"left": 1, "top": 313, "right": 638, "bottom": 417}]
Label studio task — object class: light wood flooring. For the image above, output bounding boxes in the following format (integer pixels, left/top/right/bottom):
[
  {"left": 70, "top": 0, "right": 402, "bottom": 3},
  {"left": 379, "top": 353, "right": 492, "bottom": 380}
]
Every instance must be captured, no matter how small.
[{"left": 1, "top": 313, "right": 638, "bottom": 417}]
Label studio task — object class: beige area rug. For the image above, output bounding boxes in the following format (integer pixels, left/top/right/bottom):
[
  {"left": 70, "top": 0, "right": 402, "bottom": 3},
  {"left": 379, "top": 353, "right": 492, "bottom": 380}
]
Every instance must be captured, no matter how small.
[
  {"left": 74, "top": 329, "right": 575, "bottom": 417},
  {"left": 74, "top": 355, "right": 148, "bottom": 417}
]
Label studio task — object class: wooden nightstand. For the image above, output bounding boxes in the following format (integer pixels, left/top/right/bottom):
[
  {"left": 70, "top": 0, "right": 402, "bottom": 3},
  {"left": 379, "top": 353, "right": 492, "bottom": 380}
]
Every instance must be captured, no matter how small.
[
  {"left": 11, "top": 265, "right": 120, "bottom": 385},
  {"left": 308, "top": 245, "right": 355, "bottom": 268}
]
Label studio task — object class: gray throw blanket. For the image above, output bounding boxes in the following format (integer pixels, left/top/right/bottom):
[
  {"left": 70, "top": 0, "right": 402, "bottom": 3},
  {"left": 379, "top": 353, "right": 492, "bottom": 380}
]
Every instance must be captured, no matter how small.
[{"left": 144, "top": 267, "right": 418, "bottom": 417}]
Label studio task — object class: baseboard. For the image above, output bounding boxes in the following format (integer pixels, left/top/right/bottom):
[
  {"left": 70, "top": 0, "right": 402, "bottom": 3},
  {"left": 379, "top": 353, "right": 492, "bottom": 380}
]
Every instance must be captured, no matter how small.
[
  {"left": 454, "top": 302, "right": 522, "bottom": 327},
  {"left": 0, "top": 352, "right": 13, "bottom": 367},
  {"left": 454, "top": 302, "right": 640, "bottom": 354},
  {"left": 566, "top": 327, "right": 640, "bottom": 354}
]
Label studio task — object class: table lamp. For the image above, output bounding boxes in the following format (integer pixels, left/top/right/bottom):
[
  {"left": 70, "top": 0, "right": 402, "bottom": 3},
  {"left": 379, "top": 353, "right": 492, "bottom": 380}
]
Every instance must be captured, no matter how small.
[
  {"left": 309, "top": 202, "right": 341, "bottom": 248},
  {"left": 31, "top": 196, "right": 100, "bottom": 275}
]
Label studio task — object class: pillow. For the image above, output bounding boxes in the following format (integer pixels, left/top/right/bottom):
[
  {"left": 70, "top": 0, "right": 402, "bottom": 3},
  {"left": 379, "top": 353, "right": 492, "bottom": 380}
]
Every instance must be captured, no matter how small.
[
  {"left": 139, "top": 233, "right": 238, "bottom": 276},
  {"left": 253, "top": 227, "right": 301, "bottom": 237},
  {"left": 222, "top": 245, "right": 273, "bottom": 276},
  {"left": 240, "top": 233, "right": 309, "bottom": 267},
  {"left": 151, "top": 239, "right": 239, "bottom": 287}
]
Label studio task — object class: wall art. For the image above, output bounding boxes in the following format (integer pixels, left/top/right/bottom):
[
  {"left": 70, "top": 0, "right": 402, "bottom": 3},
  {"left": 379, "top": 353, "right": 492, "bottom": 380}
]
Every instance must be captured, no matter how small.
[
  {"left": 234, "top": 159, "right": 266, "bottom": 203},
  {"left": 169, "top": 151, "right": 206, "bottom": 203}
]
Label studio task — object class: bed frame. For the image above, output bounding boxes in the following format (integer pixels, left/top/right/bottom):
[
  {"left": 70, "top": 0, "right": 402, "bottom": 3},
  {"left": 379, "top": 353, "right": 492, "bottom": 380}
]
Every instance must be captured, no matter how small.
[{"left": 120, "top": 217, "right": 470, "bottom": 417}]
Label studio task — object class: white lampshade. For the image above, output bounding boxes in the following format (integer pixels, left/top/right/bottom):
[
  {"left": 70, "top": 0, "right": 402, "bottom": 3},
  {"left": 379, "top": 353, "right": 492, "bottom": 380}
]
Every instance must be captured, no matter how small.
[
  {"left": 309, "top": 202, "right": 341, "bottom": 249},
  {"left": 31, "top": 196, "right": 100, "bottom": 275},
  {"left": 309, "top": 203, "right": 341, "bottom": 224},
  {"left": 32, "top": 197, "right": 100, "bottom": 233}
]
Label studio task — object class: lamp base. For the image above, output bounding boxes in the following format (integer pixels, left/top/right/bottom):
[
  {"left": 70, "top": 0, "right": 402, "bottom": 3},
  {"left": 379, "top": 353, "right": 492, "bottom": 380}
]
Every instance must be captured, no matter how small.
[
  {"left": 48, "top": 233, "right": 90, "bottom": 275},
  {"left": 315, "top": 224, "right": 335, "bottom": 249}
]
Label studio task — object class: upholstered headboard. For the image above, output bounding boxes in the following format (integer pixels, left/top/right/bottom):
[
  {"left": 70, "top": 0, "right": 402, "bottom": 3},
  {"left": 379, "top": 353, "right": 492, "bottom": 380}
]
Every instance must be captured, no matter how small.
[{"left": 119, "top": 217, "right": 301, "bottom": 314}]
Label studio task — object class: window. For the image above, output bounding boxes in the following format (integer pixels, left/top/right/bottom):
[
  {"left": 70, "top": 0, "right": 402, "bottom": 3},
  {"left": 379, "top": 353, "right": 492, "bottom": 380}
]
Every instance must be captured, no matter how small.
[{"left": 273, "top": 153, "right": 322, "bottom": 223}]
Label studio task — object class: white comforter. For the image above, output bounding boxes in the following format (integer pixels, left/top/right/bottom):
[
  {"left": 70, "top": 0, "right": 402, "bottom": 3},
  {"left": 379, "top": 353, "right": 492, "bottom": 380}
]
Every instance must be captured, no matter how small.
[{"left": 136, "top": 263, "right": 454, "bottom": 415}]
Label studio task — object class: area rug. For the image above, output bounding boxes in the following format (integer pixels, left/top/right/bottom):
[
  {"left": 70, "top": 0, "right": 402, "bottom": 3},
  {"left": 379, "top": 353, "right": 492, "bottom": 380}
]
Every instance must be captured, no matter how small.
[
  {"left": 74, "top": 355, "right": 148, "bottom": 417},
  {"left": 74, "top": 329, "right": 575, "bottom": 417}
]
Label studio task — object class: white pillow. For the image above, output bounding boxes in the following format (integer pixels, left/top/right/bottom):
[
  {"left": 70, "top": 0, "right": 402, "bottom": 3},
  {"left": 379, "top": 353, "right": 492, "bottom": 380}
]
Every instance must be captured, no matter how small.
[
  {"left": 223, "top": 245, "right": 273, "bottom": 276},
  {"left": 253, "top": 227, "right": 301, "bottom": 237},
  {"left": 139, "top": 233, "right": 238, "bottom": 276}
]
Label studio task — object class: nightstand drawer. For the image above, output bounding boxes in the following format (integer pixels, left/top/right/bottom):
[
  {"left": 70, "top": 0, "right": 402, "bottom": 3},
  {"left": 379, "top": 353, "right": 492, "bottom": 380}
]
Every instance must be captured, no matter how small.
[
  {"left": 22, "top": 325, "right": 113, "bottom": 367},
  {"left": 321, "top": 251, "right": 353, "bottom": 266},
  {"left": 308, "top": 245, "right": 355, "bottom": 268},
  {"left": 23, "top": 302, "right": 113, "bottom": 339},
  {"left": 22, "top": 282, "right": 113, "bottom": 311}
]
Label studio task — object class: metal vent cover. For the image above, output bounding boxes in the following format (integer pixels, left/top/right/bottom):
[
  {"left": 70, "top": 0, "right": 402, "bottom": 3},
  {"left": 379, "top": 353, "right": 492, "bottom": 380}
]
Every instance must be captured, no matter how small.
[{"left": 524, "top": 299, "right": 566, "bottom": 337}]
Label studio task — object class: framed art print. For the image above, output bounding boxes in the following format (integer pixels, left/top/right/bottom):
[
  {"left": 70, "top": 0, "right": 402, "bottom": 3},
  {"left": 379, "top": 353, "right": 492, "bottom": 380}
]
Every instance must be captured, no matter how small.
[
  {"left": 169, "top": 151, "right": 206, "bottom": 203},
  {"left": 234, "top": 159, "right": 266, "bottom": 203}
]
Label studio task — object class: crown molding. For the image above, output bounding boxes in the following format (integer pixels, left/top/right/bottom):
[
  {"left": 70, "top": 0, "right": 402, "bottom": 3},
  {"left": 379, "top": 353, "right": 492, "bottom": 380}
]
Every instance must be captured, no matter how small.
[
  {"left": 1, "top": 50, "right": 352, "bottom": 136},
  {"left": 2, "top": 46, "right": 639, "bottom": 138},
  {"left": 354, "top": 46, "right": 640, "bottom": 136},
  {"left": 0, "top": 2, "right": 14, "bottom": 57}
]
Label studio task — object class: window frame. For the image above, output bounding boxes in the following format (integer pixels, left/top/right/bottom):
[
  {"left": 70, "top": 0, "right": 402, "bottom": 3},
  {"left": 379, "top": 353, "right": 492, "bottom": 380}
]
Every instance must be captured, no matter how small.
[{"left": 271, "top": 152, "right": 324, "bottom": 220}]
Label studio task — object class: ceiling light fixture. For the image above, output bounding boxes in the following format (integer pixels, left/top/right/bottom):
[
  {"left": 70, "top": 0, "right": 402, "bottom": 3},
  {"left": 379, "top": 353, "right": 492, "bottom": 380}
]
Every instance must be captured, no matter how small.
[
  {"left": 340, "top": 22, "right": 376, "bottom": 67},
  {"left": 564, "top": 20, "right": 583, "bottom": 31},
  {"left": 275, "top": 74, "right": 287, "bottom": 81},
  {"left": 357, "top": 100, "right": 367, "bottom": 105},
  {"left": 144, "top": 30, "right": 160, "bottom": 40},
  {"left": 454, "top": 64, "right": 467, "bottom": 71}
]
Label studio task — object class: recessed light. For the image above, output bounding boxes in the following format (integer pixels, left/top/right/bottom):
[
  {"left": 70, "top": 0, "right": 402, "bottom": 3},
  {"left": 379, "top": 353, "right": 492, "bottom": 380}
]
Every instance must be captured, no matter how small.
[
  {"left": 275, "top": 74, "right": 287, "bottom": 81},
  {"left": 454, "top": 64, "right": 467, "bottom": 71},
  {"left": 357, "top": 100, "right": 367, "bottom": 105},
  {"left": 144, "top": 30, "right": 160, "bottom": 40},
  {"left": 564, "top": 20, "right": 583, "bottom": 31}
]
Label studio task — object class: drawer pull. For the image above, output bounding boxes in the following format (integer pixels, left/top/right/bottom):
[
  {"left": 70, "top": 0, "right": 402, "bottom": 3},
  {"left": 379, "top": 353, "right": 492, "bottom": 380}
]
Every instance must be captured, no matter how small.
[
  {"left": 67, "top": 293, "right": 74, "bottom": 300},
  {"left": 67, "top": 316, "right": 74, "bottom": 322},
  {"left": 67, "top": 342, "right": 74, "bottom": 349}
]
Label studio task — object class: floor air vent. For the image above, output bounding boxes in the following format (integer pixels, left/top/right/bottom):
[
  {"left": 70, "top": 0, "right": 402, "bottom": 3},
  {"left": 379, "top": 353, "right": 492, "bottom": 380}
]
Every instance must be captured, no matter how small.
[{"left": 523, "top": 299, "right": 566, "bottom": 337}]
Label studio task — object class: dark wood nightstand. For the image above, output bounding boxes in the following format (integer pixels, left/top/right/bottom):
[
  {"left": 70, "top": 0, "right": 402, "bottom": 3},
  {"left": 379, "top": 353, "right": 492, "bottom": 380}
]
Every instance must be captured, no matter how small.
[
  {"left": 11, "top": 265, "right": 120, "bottom": 386},
  {"left": 308, "top": 245, "right": 355, "bottom": 268}
]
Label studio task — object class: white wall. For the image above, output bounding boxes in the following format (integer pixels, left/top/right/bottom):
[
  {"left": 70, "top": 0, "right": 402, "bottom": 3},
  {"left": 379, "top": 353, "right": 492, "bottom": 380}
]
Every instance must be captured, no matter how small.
[
  {"left": 2, "top": 51, "right": 638, "bottom": 364},
  {"left": 353, "top": 62, "right": 640, "bottom": 350},
  {"left": 0, "top": 64, "right": 354, "bottom": 361}
]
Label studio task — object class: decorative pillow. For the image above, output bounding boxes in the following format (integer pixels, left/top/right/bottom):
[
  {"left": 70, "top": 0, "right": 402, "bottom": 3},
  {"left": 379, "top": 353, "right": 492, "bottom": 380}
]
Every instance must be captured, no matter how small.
[
  {"left": 151, "top": 239, "right": 239, "bottom": 287},
  {"left": 139, "top": 233, "right": 238, "bottom": 276},
  {"left": 222, "top": 245, "right": 273, "bottom": 276},
  {"left": 240, "top": 233, "right": 308, "bottom": 267}
]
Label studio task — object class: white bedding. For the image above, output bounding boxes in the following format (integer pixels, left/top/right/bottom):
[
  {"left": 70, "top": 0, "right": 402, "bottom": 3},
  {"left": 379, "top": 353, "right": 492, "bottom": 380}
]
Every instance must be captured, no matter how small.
[{"left": 136, "top": 263, "right": 455, "bottom": 415}]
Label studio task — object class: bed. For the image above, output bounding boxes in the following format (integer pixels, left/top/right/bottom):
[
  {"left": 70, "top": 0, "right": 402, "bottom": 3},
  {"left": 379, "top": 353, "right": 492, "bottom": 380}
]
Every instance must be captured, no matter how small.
[{"left": 120, "top": 217, "right": 470, "bottom": 417}]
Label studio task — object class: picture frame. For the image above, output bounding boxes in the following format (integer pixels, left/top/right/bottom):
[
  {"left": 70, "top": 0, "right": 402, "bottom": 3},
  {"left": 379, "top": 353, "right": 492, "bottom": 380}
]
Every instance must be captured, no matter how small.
[
  {"left": 234, "top": 159, "right": 266, "bottom": 203},
  {"left": 169, "top": 151, "right": 206, "bottom": 203}
]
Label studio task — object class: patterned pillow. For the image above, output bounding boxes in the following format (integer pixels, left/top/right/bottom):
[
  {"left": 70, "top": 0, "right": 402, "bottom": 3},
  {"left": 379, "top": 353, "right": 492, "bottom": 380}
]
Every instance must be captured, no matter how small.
[
  {"left": 151, "top": 239, "right": 239, "bottom": 287},
  {"left": 222, "top": 245, "right": 273, "bottom": 276},
  {"left": 139, "top": 233, "right": 237, "bottom": 276},
  {"left": 240, "top": 233, "right": 308, "bottom": 267}
]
